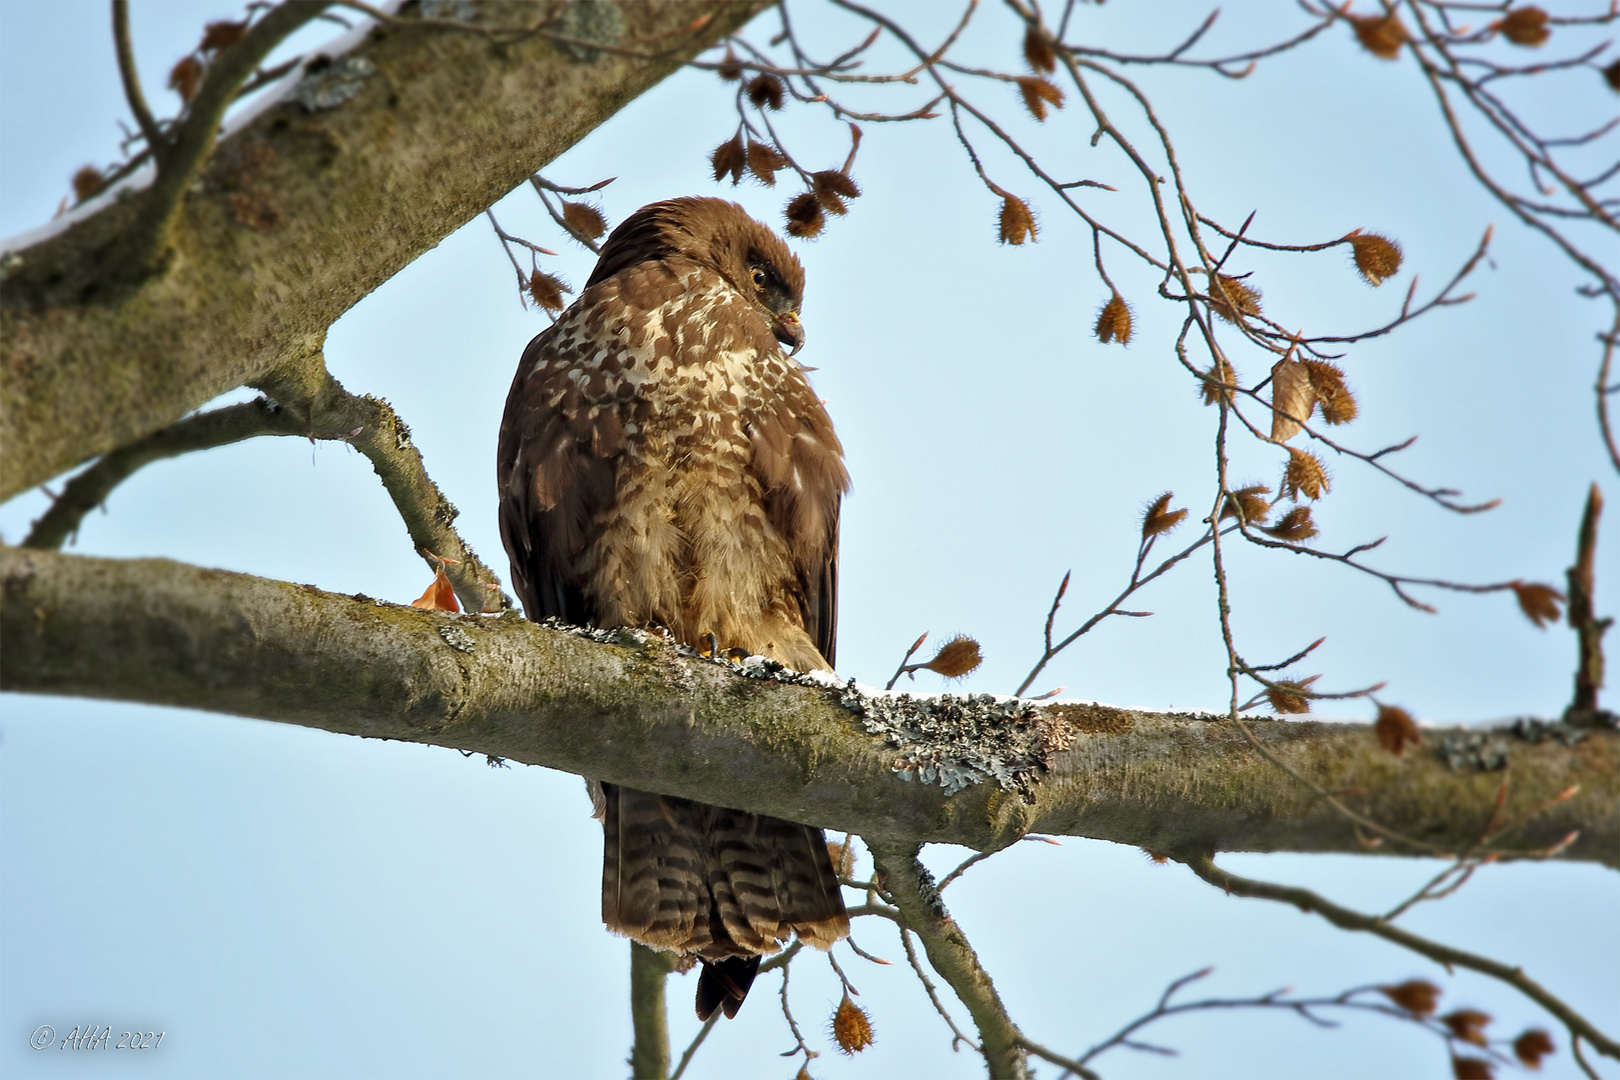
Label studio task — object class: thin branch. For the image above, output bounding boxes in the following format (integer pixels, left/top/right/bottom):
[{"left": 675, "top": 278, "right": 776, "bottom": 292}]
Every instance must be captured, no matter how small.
[
  {"left": 111, "top": 0, "right": 163, "bottom": 161},
  {"left": 1179, "top": 851, "right": 1620, "bottom": 1062}
]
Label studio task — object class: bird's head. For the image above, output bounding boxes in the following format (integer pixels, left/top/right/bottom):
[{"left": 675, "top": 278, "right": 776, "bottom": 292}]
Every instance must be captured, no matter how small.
[{"left": 587, "top": 197, "right": 808, "bottom": 355}]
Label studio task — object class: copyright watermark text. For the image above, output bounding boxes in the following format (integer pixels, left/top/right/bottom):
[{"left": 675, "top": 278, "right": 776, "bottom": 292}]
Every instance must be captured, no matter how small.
[{"left": 29, "top": 1025, "right": 165, "bottom": 1051}]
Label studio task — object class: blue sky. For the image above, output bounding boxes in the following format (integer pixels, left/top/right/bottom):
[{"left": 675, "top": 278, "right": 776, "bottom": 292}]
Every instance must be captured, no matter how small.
[{"left": 2, "top": 2, "right": 1616, "bottom": 1077}]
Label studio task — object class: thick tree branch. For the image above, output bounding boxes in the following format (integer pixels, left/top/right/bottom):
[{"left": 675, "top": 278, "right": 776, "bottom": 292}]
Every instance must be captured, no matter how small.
[
  {"left": 4, "top": 546, "right": 1615, "bottom": 866},
  {"left": 113, "top": 0, "right": 329, "bottom": 276},
  {"left": 0, "top": 0, "right": 768, "bottom": 503},
  {"left": 1179, "top": 852, "right": 1620, "bottom": 1063},
  {"left": 869, "top": 841, "right": 1029, "bottom": 1079}
]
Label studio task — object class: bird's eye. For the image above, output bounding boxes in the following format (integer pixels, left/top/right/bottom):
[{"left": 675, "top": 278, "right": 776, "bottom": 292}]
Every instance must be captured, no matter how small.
[{"left": 751, "top": 267, "right": 768, "bottom": 289}]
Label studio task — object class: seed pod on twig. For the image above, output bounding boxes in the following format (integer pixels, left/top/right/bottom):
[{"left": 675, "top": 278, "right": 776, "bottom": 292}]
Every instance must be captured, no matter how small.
[
  {"left": 1605, "top": 59, "right": 1620, "bottom": 93},
  {"left": 998, "top": 192, "right": 1037, "bottom": 245},
  {"left": 527, "top": 270, "right": 570, "bottom": 313},
  {"left": 717, "top": 48, "right": 743, "bottom": 81},
  {"left": 1221, "top": 483, "right": 1272, "bottom": 525},
  {"left": 1016, "top": 76, "right": 1065, "bottom": 121},
  {"left": 1095, "top": 293, "right": 1132, "bottom": 344},
  {"left": 1263, "top": 505, "right": 1319, "bottom": 542},
  {"left": 1376, "top": 704, "right": 1421, "bottom": 755},
  {"left": 1498, "top": 6, "right": 1550, "bottom": 46},
  {"left": 1200, "top": 356, "right": 1236, "bottom": 406},
  {"left": 199, "top": 19, "right": 248, "bottom": 53},
  {"left": 1266, "top": 676, "right": 1318, "bottom": 714},
  {"left": 1512, "top": 1029, "right": 1555, "bottom": 1069},
  {"left": 1282, "top": 447, "right": 1330, "bottom": 501},
  {"left": 710, "top": 132, "right": 745, "bottom": 184},
  {"left": 1304, "top": 360, "right": 1358, "bottom": 425},
  {"left": 71, "top": 166, "right": 105, "bottom": 203},
  {"left": 1270, "top": 357, "right": 1314, "bottom": 442},
  {"left": 1451, "top": 1056, "right": 1495, "bottom": 1080},
  {"left": 562, "top": 201, "right": 606, "bottom": 241},
  {"left": 1350, "top": 232, "right": 1403, "bottom": 285},
  {"left": 1023, "top": 24, "right": 1056, "bottom": 73},
  {"left": 785, "top": 192, "right": 826, "bottom": 239},
  {"left": 1350, "top": 14, "right": 1408, "bottom": 59},
  {"left": 746, "top": 140, "right": 788, "bottom": 186},
  {"left": 746, "top": 72, "right": 785, "bottom": 110},
  {"left": 1443, "top": 1010, "right": 1493, "bottom": 1047},
  {"left": 1208, "top": 273, "right": 1261, "bottom": 323},
  {"left": 826, "top": 839, "right": 855, "bottom": 878},
  {"left": 830, "top": 994, "right": 874, "bottom": 1054},
  {"left": 812, "top": 170, "right": 860, "bottom": 215},
  {"left": 1511, "top": 581, "right": 1564, "bottom": 628},
  {"left": 1381, "top": 979, "right": 1440, "bottom": 1016},
  {"left": 924, "top": 635, "right": 983, "bottom": 678},
  {"left": 1141, "top": 492, "right": 1188, "bottom": 538}
]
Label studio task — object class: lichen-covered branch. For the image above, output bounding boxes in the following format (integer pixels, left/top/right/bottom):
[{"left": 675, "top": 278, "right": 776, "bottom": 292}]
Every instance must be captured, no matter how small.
[
  {"left": 0, "top": 0, "right": 768, "bottom": 502},
  {"left": 868, "top": 841, "right": 1029, "bottom": 1080},
  {"left": 1178, "top": 852, "right": 1620, "bottom": 1064},
  {"left": 2, "top": 545, "right": 1616, "bottom": 865},
  {"left": 629, "top": 943, "right": 677, "bottom": 1080},
  {"left": 254, "top": 362, "right": 507, "bottom": 612}
]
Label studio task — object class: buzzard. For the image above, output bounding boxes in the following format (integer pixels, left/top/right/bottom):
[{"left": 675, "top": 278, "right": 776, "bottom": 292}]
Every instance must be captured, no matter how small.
[{"left": 497, "top": 197, "right": 851, "bottom": 1020}]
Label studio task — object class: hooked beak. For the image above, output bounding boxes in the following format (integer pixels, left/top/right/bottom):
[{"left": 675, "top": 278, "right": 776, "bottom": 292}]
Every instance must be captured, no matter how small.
[{"left": 772, "top": 311, "right": 806, "bottom": 356}]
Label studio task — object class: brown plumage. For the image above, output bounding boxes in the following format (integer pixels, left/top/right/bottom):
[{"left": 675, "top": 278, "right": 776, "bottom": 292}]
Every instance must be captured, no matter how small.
[{"left": 497, "top": 198, "right": 851, "bottom": 1020}]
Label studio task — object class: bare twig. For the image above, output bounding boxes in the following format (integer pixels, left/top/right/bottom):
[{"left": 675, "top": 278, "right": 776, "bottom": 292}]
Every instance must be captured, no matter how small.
[{"left": 1566, "top": 483, "right": 1612, "bottom": 723}]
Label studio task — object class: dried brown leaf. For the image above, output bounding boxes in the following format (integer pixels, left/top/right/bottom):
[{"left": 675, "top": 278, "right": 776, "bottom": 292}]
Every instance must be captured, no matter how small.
[
  {"left": 1270, "top": 358, "right": 1314, "bottom": 442},
  {"left": 410, "top": 566, "right": 460, "bottom": 612},
  {"left": 168, "top": 54, "right": 205, "bottom": 103},
  {"left": 1511, "top": 581, "right": 1565, "bottom": 628},
  {"left": 1375, "top": 704, "right": 1421, "bottom": 756}
]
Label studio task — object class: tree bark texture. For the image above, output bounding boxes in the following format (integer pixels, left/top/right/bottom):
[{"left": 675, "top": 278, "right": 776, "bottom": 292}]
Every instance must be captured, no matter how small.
[
  {"left": 0, "top": 0, "right": 768, "bottom": 502},
  {"left": 5, "top": 546, "right": 1614, "bottom": 865}
]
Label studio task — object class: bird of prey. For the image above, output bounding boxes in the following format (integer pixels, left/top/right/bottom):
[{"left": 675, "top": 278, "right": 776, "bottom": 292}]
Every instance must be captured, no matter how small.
[{"left": 497, "top": 197, "right": 851, "bottom": 1020}]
